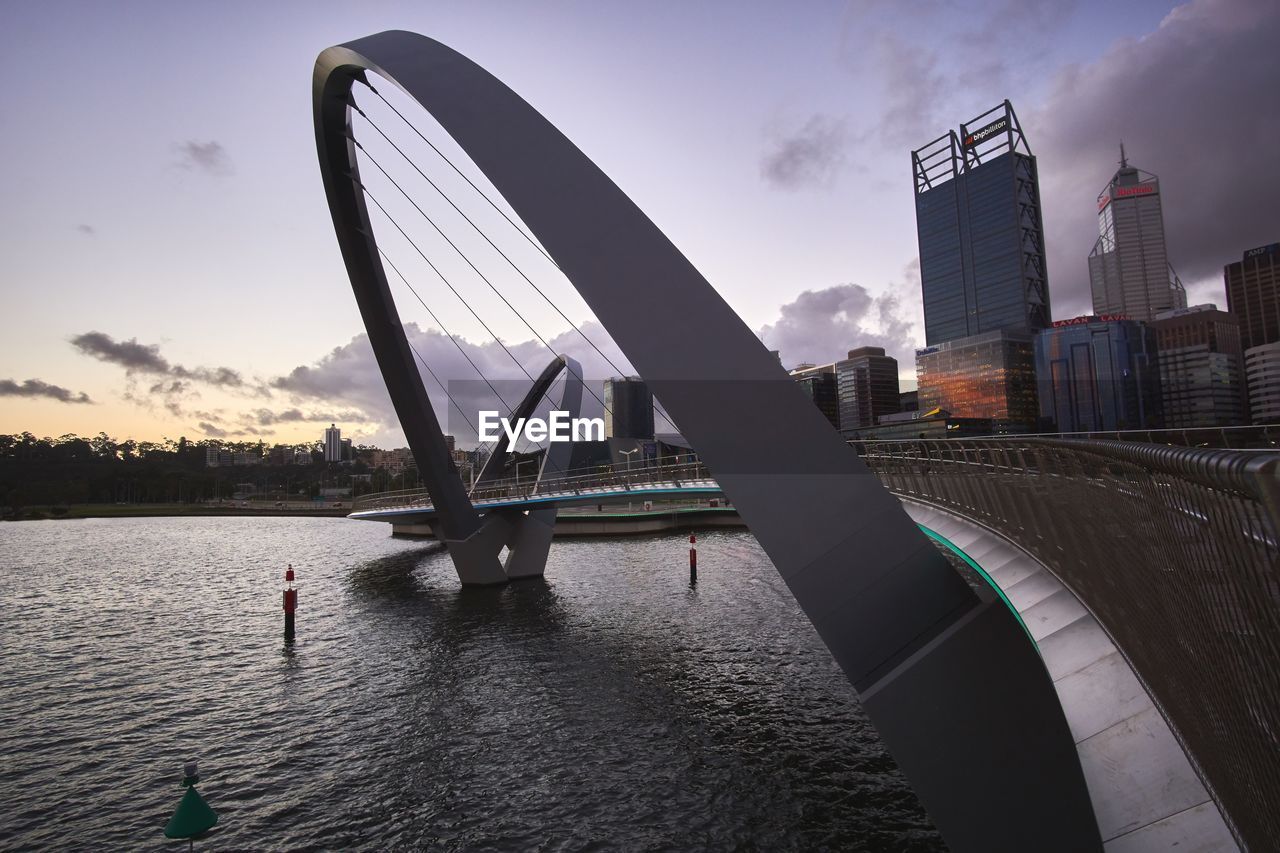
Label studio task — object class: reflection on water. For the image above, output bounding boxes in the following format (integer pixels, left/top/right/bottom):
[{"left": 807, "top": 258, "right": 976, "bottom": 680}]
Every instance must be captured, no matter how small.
[{"left": 0, "top": 517, "right": 942, "bottom": 851}]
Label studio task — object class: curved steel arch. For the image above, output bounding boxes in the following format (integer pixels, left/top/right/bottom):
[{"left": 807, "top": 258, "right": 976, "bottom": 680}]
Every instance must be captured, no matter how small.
[{"left": 313, "top": 31, "right": 1100, "bottom": 851}]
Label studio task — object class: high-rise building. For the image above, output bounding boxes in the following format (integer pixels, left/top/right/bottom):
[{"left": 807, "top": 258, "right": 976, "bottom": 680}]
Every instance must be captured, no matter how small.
[
  {"left": 1034, "top": 316, "right": 1162, "bottom": 432},
  {"left": 834, "top": 347, "right": 900, "bottom": 431},
  {"left": 911, "top": 100, "right": 1051, "bottom": 345},
  {"left": 1224, "top": 241, "right": 1280, "bottom": 352},
  {"left": 323, "top": 424, "right": 342, "bottom": 462},
  {"left": 1150, "top": 305, "right": 1246, "bottom": 428},
  {"left": 1088, "top": 147, "right": 1186, "bottom": 321},
  {"left": 339, "top": 437, "right": 353, "bottom": 462},
  {"left": 1245, "top": 342, "right": 1280, "bottom": 424},
  {"left": 789, "top": 363, "right": 840, "bottom": 429},
  {"left": 916, "top": 330, "right": 1038, "bottom": 431},
  {"left": 603, "top": 377, "right": 654, "bottom": 439}
]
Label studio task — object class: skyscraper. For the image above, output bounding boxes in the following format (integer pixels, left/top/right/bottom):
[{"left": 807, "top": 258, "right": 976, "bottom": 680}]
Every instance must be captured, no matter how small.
[
  {"left": 834, "top": 347, "right": 900, "bottom": 431},
  {"left": 1034, "top": 316, "right": 1163, "bottom": 432},
  {"left": 1088, "top": 147, "right": 1187, "bottom": 321},
  {"left": 911, "top": 101, "right": 1051, "bottom": 345},
  {"left": 603, "top": 377, "right": 654, "bottom": 439},
  {"left": 323, "top": 424, "right": 342, "bottom": 463},
  {"left": 789, "top": 363, "right": 840, "bottom": 429},
  {"left": 1150, "top": 305, "right": 1245, "bottom": 428},
  {"left": 1224, "top": 241, "right": 1280, "bottom": 351}
]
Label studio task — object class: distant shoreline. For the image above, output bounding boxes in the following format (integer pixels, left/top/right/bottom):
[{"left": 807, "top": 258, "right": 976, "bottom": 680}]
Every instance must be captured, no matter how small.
[{"left": 3, "top": 504, "right": 351, "bottom": 521}]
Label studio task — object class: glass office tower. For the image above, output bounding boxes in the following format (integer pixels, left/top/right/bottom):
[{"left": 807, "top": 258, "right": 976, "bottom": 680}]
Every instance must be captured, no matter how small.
[
  {"left": 835, "top": 347, "right": 900, "bottom": 431},
  {"left": 911, "top": 101, "right": 1051, "bottom": 346},
  {"left": 1034, "top": 316, "right": 1163, "bottom": 432}
]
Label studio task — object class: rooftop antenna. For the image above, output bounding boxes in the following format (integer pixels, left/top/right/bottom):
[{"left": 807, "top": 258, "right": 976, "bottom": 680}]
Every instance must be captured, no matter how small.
[{"left": 1119, "top": 141, "right": 1129, "bottom": 169}]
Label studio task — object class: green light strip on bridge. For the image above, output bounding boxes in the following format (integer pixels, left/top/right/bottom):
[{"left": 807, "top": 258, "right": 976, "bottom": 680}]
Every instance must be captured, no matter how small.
[{"left": 916, "top": 524, "right": 1037, "bottom": 651}]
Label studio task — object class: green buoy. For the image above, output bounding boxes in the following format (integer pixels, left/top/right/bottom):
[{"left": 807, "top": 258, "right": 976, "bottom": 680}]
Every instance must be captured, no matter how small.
[{"left": 164, "top": 761, "right": 218, "bottom": 847}]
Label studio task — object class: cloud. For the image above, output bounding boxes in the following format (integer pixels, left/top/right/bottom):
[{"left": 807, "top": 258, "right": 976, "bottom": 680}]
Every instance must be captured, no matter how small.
[
  {"left": 760, "top": 114, "right": 849, "bottom": 190},
  {"left": 758, "top": 264, "right": 920, "bottom": 370},
  {"left": 197, "top": 421, "right": 228, "bottom": 438},
  {"left": 270, "top": 320, "right": 635, "bottom": 446},
  {"left": 75, "top": 224, "right": 95, "bottom": 236},
  {"left": 175, "top": 140, "right": 233, "bottom": 176},
  {"left": 71, "top": 331, "right": 258, "bottom": 418},
  {"left": 0, "top": 378, "right": 93, "bottom": 404},
  {"left": 246, "top": 407, "right": 369, "bottom": 427},
  {"left": 71, "top": 331, "right": 247, "bottom": 388},
  {"left": 1029, "top": 0, "right": 1280, "bottom": 314}
]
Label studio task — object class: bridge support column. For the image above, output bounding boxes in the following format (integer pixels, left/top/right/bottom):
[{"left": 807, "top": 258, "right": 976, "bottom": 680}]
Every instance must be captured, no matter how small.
[
  {"left": 442, "top": 520, "right": 510, "bottom": 585},
  {"left": 502, "top": 508, "right": 556, "bottom": 580}
]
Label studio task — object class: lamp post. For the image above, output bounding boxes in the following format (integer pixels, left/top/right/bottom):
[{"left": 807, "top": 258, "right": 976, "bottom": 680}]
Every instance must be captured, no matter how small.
[{"left": 620, "top": 447, "right": 639, "bottom": 510}]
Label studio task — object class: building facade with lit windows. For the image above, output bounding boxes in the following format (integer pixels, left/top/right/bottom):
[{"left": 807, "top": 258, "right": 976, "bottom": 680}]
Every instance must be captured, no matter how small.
[
  {"left": 916, "top": 330, "right": 1038, "bottom": 432},
  {"left": 1034, "top": 315, "right": 1163, "bottom": 432}
]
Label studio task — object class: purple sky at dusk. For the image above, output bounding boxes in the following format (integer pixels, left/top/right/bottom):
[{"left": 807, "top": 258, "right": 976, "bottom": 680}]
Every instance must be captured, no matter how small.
[{"left": 2, "top": 0, "right": 1276, "bottom": 448}]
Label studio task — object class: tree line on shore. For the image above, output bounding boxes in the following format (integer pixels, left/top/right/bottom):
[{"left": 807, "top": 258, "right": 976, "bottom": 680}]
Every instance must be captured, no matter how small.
[{"left": 0, "top": 432, "right": 416, "bottom": 515}]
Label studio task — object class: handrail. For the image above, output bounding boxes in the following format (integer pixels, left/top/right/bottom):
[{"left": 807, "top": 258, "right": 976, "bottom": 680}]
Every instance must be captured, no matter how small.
[
  {"left": 849, "top": 436, "right": 1280, "bottom": 849},
  {"left": 352, "top": 457, "right": 714, "bottom": 513}
]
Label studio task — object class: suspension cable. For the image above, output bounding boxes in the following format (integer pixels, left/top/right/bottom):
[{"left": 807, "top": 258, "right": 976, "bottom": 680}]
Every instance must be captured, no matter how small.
[
  {"left": 352, "top": 102, "right": 634, "bottom": 381},
  {"left": 352, "top": 91, "right": 680, "bottom": 434},
  {"left": 357, "top": 142, "right": 677, "bottom": 436},
  {"left": 360, "top": 182, "right": 573, "bottom": 470},
  {"left": 360, "top": 81, "right": 558, "bottom": 267}
]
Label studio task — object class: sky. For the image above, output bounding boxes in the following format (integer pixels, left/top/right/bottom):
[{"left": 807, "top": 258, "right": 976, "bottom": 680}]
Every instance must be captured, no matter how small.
[{"left": 2, "top": 0, "right": 1277, "bottom": 448}]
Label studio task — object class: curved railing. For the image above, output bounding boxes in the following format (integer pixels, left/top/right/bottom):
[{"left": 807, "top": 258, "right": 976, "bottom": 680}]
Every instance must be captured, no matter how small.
[
  {"left": 849, "top": 437, "right": 1280, "bottom": 850},
  {"left": 352, "top": 457, "right": 715, "bottom": 514}
]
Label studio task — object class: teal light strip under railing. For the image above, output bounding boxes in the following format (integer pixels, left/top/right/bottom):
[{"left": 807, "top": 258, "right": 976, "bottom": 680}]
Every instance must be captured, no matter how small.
[{"left": 917, "top": 524, "right": 1037, "bottom": 650}]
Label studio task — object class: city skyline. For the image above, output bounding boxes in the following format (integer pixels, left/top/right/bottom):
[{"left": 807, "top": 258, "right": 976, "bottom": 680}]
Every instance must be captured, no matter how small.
[{"left": 3, "top": 0, "right": 1277, "bottom": 447}]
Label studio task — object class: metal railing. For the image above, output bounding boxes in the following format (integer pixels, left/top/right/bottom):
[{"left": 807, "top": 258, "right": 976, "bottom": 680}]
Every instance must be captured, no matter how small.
[
  {"left": 849, "top": 437, "right": 1280, "bottom": 850},
  {"left": 351, "top": 456, "right": 715, "bottom": 514},
  {"left": 901, "top": 424, "right": 1280, "bottom": 450}
]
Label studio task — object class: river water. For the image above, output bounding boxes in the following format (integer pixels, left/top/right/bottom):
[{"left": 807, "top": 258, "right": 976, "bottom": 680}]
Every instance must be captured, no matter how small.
[{"left": 0, "top": 517, "right": 943, "bottom": 851}]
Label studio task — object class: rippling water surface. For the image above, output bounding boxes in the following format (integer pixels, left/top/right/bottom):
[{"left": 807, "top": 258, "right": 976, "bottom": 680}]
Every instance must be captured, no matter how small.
[{"left": 0, "top": 517, "right": 943, "bottom": 851}]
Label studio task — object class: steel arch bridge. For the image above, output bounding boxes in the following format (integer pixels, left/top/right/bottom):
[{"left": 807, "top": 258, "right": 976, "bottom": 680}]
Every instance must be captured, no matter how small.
[{"left": 313, "top": 30, "right": 1266, "bottom": 852}]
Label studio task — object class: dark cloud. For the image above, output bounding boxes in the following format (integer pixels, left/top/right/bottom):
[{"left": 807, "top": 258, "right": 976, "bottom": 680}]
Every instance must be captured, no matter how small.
[
  {"left": 71, "top": 331, "right": 246, "bottom": 387},
  {"left": 1030, "top": 0, "right": 1280, "bottom": 312},
  {"left": 72, "top": 331, "right": 257, "bottom": 419},
  {"left": 72, "top": 332, "right": 171, "bottom": 373},
  {"left": 76, "top": 224, "right": 95, "bottom": 236},
  {"left": 0, "top": 378, "right": 93, "bottom": 404},
  {"left": 175, "top": 140, "right": 233, "bottom": 176},
  {"left": 760, "top": 115, "right": 850, "bottom": 190},
  {"left": 758, "top": 264, "right": 920, "bottom": 370},
  {"left": 197, "top": 421, "right": 228, "bottom": 438}
]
